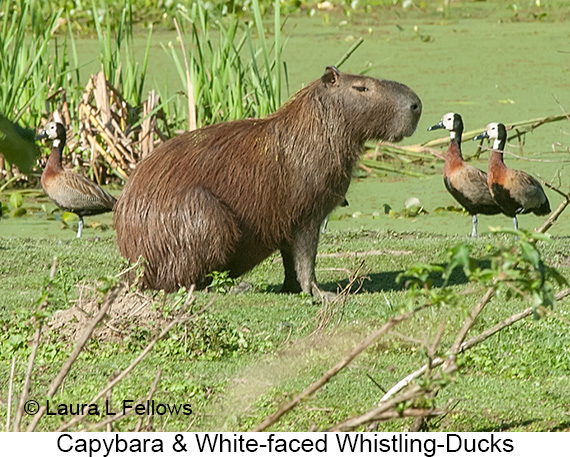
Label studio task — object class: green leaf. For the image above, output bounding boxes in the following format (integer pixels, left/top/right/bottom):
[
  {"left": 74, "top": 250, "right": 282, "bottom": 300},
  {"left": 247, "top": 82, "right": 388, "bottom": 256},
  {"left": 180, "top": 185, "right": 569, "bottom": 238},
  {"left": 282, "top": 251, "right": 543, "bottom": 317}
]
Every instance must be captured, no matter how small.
[
  {"left": 9, "top": 192, "right": 23, "bottom": 209},
  {"left": 520, "top": 241, "right": 541, "bottom": 269},
  {"left": 62, "top": 212, "right": 79, "bottom": 223},
  {"left": 444, "top": 243, "right": 472, "bottom": 284},
  {"left": 10, "top": 207, "right": 26, "bottom": 217},
  {"left": 0, "top": 114, "right": 39, "bottom": 174}
]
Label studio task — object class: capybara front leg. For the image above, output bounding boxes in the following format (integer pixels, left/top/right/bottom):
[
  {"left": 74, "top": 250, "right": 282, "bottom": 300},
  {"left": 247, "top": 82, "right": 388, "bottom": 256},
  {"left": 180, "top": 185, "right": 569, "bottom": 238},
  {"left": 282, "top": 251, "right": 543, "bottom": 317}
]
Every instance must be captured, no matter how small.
[
  {"left": 288, "top": 220, "right": 331, "bottom": 298},
  {"left": 280, "top": 244, "right": 302, "bottom": 293}
]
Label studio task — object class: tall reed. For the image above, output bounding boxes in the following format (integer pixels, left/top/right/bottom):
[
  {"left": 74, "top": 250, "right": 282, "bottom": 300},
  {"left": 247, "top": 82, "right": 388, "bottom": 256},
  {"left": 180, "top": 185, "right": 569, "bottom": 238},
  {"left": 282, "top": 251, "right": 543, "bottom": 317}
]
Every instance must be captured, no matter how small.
[
  {"left": 91, "top": 0, "right": 153, "bottom": 108},
  {"left": 0, "top": 0, "right": 64, "bottom": 125},
  {"left": 164, "top": 0, "right": 287, "bottom": 130}
]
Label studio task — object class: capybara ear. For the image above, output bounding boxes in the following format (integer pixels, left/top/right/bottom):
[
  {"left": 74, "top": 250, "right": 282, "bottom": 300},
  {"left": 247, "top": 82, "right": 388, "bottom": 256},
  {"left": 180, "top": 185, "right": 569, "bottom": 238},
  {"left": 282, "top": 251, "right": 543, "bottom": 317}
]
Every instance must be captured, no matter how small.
[{"left": 321, "top": 66, "right": 340, "bottom": 87}]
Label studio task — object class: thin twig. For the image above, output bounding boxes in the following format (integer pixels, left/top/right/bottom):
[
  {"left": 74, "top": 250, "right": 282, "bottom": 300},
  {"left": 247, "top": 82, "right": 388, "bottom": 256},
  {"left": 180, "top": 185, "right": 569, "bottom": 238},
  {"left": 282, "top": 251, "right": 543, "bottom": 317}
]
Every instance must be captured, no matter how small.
[
  {"left": 252, "top": 304, "right": 429, "bottom": 432},
  {"left": 329, "top": 382, "right": 425, "bottom": 431},
  {"left": 14, "top": 258, "right": 58, "bottom": 432},
  {"left": 541, "top": 180, "right": 569, "bottom": 200},
  {"left": 135, "top": 368, "right": 163, "bottom": 432},
  {"left": 88, "top": 398, "right": 143, "bottom": 431},
  {"left": 57, "top": 289, "right": 208, "bottom": 432},
  {"left": 444, "top": 283, "right": 498, "bottom": 371},
  {"left": 26, "top": 285, "right": 120, "bottom": 431},
  {"left": 105, "top": 372, "right": 116, "bottom": 432},
  {"left": 410, "top": 320, "right": 446, "bottom": 432},
  {"left": 6, "top": 356, "right": 16, "bottom": 432},
  {"left": 360, "top": 408, "right": 446, "bottom": 422}
]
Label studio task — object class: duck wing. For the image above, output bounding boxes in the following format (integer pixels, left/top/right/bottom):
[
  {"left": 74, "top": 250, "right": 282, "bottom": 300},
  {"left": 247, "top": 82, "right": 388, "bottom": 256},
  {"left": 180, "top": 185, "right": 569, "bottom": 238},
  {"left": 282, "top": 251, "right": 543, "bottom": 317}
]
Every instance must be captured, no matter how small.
[{"left": 47, "top": 171, "right": 116, "bottom": 216}]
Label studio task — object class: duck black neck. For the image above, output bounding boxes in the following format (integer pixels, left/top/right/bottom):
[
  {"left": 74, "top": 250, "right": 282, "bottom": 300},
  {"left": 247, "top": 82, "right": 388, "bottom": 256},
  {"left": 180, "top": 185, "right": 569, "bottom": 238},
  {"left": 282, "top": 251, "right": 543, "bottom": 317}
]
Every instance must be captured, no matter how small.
[
  {"left": 494, "top": 123, "right": 507, "bottom": 151},
  {"left": 451, "top": 115, "right": 464, "bottom": 148}
]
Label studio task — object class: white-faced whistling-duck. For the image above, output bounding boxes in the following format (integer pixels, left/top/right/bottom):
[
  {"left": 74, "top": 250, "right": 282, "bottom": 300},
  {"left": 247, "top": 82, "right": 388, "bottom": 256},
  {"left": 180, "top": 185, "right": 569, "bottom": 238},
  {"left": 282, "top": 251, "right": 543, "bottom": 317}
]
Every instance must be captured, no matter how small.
[
  {"left": 428, "top": 112, "right": 503, "bottom": 237},
  {"left": 473, "top": 122, "right": 551, "bottom": 230},
  {"left": 36, "top": 122, "right": 116, "bottom": 238}
]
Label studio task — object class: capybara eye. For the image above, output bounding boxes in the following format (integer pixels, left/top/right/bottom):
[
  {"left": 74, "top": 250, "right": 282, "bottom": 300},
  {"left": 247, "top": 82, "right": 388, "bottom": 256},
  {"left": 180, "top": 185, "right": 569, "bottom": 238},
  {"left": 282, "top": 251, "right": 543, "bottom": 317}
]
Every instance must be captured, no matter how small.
[{"left": 352, "top": 85, "right": 368, "bottom": 92}]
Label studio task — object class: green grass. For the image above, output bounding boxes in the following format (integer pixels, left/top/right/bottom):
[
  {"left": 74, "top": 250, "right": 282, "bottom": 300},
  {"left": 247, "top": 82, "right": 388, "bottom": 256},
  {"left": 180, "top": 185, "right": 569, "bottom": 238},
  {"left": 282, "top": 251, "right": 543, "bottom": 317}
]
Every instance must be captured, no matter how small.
[{"left": 1, "top": 224, "right": 569, "bottom": 432}]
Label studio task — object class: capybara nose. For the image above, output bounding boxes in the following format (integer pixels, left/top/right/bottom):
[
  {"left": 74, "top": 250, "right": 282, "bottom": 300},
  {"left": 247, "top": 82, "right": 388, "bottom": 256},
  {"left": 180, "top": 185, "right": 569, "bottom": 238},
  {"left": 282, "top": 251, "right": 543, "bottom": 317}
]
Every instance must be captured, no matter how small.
[{"left": 411, "top": 99, "right": 422, "bottom": 117}]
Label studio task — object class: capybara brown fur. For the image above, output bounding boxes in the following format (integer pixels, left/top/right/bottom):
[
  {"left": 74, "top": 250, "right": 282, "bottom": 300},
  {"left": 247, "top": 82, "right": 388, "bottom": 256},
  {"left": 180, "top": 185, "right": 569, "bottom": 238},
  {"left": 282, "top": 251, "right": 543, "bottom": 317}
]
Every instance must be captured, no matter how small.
[{"left": 114, "top": 66, "right": 422, "bottom": 295}]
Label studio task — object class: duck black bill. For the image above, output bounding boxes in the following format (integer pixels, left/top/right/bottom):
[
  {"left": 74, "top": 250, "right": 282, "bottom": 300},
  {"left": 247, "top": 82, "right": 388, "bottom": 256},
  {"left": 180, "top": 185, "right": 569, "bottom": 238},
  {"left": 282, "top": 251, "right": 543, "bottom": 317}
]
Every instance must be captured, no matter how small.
[
  {"left": 472, "top": 131, "right": 489, "bottom": 141},
  {"left": 427, "top": 121, "right": 444, "bottom": 131}
]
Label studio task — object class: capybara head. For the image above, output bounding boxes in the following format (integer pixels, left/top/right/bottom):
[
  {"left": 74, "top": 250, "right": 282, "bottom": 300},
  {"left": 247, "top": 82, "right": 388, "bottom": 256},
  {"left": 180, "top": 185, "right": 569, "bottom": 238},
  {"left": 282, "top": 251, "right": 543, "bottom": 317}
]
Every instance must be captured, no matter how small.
[
  {"left": 318, "top": 66, "right": 421, "bottom": 143},
  {"left": 115, "top": 66, "right": 422, "bottom": 294}
]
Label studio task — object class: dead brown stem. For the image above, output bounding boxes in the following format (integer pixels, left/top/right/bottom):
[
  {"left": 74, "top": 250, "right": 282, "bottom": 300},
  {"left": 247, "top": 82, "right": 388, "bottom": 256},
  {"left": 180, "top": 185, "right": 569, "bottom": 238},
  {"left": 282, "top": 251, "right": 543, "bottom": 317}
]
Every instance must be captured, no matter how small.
[{"left": 174, "top": 18, "right": 196, "bottom": 132}]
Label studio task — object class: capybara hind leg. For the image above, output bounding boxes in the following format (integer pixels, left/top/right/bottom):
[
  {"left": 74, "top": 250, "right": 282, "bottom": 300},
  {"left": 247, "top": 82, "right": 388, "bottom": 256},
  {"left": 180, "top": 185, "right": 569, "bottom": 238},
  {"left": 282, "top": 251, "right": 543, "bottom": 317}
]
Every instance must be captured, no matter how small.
[
  {"left": 142, "top": 187, "right": 240, "bottom": 292},
  {"left": 280, "top": 245, "right": 302, "bottom": 293}
]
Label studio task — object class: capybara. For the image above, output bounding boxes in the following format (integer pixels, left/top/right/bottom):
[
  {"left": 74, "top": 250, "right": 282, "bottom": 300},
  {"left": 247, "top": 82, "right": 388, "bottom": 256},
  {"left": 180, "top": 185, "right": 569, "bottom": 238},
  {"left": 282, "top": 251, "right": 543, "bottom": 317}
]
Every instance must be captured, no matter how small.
[{"left": 114, "top": 66, "right": 422, "bottom": 295}]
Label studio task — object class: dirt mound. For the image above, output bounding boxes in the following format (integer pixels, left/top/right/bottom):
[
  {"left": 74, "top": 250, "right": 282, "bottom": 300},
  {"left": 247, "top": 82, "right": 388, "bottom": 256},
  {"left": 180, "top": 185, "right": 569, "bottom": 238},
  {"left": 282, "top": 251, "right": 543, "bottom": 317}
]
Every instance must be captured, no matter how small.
[{"left": 48, "top": 283, "right": 171, "bottom": 343}]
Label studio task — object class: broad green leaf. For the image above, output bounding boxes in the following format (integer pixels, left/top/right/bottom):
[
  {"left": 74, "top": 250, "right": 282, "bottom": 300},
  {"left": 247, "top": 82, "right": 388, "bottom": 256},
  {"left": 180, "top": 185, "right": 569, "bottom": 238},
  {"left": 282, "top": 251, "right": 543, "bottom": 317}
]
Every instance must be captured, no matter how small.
[
  {"left": 62, "top": 211, "right": 79, "bottom": 223},
  {"left": 10, "top": 207, "right": 26, "bottom": 217},
  {"left": 9, "top": 192, "right": 23, "bottom": 209},
  {"left": 0, "top": 114, "right": 39, "bottom": 173},
  {"left": 520, "top": 241, "right": 541, "bottom": 269}
]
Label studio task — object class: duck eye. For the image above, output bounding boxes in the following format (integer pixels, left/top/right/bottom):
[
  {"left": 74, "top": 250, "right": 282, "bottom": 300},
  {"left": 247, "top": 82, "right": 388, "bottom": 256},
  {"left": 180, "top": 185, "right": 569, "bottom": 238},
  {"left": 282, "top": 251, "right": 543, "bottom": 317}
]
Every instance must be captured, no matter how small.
[{"left": 352, "top": 85, "right": 368, "bottom": 92}]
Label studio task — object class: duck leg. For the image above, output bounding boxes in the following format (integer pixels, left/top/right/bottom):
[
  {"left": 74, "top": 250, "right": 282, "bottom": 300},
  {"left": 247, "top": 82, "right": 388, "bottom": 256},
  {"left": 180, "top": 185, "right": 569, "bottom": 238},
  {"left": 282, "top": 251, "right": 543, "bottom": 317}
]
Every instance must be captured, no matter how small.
[
  {"left": 321, "top": 216, "right": 329, "bottom": 234},
  {"left": 512, "top": 216, "right": 518, "bottom": 231},
  {"left": 471, "top": 214, "right": 478, "bottom": 238},
  {"left": 76, "top": 216, "right": 84, "bottom": 238}
]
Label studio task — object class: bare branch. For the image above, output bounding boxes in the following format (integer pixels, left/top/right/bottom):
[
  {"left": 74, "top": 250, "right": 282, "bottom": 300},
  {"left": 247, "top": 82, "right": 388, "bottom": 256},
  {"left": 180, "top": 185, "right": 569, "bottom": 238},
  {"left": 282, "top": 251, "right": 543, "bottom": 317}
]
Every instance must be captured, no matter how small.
[{"left": 379, "top": 284, "right": 570, "bottom": 404}]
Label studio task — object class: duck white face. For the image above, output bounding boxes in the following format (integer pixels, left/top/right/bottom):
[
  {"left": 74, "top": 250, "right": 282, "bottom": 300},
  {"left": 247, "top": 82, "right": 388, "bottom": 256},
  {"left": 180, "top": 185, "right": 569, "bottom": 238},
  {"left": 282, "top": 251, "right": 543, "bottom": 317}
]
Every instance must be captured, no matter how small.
[
  {"left": 40, "top": 122, "right": 59, "bottom": 140},
  {"left": 36, "top": 122, "right": 66, "bottom": 148},
  {"left": 427, "top": 112, "right": 462, "bottom": 140},
  {"left": 440, "top": 112, "right": 456, "bottom": 131},
  {"left": 473, "top": 122, "right": 507, "bottom": 151},
  {"left": 490, "top": 123, "right": 507, "bottom": 150},
  {"left": 485, "top": 122, "right": 500, "bottom": 140}
]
